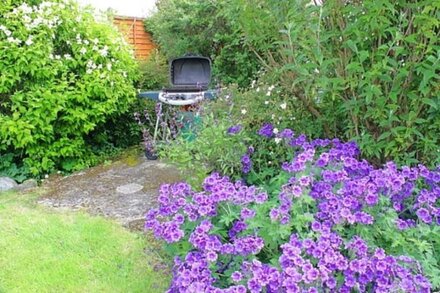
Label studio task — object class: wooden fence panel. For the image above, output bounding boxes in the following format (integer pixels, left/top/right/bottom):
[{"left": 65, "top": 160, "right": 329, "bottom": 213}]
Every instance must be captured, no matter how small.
[{"left": 113, "top": 16, "right": 155, "bottom": 60}]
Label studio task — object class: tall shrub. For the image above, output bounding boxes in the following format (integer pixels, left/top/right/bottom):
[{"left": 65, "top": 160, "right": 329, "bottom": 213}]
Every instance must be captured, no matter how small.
[
  {"left": 236, "top": 0, "right": 440, "bottom": 166},
  {"left": 0, "top": 0, "right": 138, "bottom": 175}
]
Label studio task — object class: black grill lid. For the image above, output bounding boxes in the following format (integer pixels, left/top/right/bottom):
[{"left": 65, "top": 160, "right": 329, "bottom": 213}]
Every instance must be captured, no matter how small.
[{"left": 168, "top": 56, "right": 211, "bottom": 90}]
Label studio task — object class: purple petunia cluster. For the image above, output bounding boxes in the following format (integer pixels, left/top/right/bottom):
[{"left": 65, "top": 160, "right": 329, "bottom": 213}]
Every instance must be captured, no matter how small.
[{"left": 145, "top": 124, "right": 439, "bottom": 292}]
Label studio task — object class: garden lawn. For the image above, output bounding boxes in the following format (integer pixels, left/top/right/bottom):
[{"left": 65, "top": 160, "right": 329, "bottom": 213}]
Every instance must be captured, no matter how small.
[{"left": 0, "top": 191, "right": 168, "bottom": 292}]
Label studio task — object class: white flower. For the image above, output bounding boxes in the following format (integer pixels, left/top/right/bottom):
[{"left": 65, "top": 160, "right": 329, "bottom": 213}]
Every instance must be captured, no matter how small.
[
  {"left": 122, "top": 71, "right": 127, "bottom": 78},
  {"left": 86, "top": 69, "right": 93, "bottom": 74},
  {"left": 79, "top": 47, "right": 87, "bottom": 55},
  {"left": 25, "top": 37, "right": 33, "bottom": 46},
  {"left": 314, "top": 68, "right": 320, "bottom": 74},
  {"left": 99, "top": 46, "right": 108, "bottom": 57},
  {"left": 44, "top": 174, "right": 49, "bottom": 179},
  {"left": 7, "top": 37, "right": 21, "bottom": 45},
  {"left": 0, "top": 25, "right": 6, "bottom": 31},
  {"left": 256, "top": 87, "right": 260, "bottom": 92},
  {"left": 280, "top": 103, "right": 287, "bottom": 110},
  {"left": 4, "top": 29, "right": 11, "bottom": 37},
  {"left": 266, "top": 90, "right": 271, "bottom": 96},
  {"left": 92, "top": 38, "right": 99, "bottom": 45},
  {"left": 106, "top": 63, "right": 112, "bottom": 71},
  {"left": 64, "top": 54, "right": 71, "bottom": 60},
  {"left": 251, "top": 80, "right": 256, "bottom": 88},
  {"left": 241, "top": 109, "right": 247, "bottom": 115},
  {"left": 273, "top": 128, "right": 279, "bottom": 134},
  {"left": 271, "top": 114, "right": 275, "bottom": 119},
  {"left": 265, "top": 101, "right": 269, "bottom": 105},
  {"left": 268, "top": 85, "right": 275, "bottom": 91},
  {"left": 49, "top": 53, "right": 54, "bottom": 59},
  {"left": 275, "top": 138, "right": 282, "bottom": 144},
  {"left": 83, "top": 39, "right": 89, "bottom": 45}
]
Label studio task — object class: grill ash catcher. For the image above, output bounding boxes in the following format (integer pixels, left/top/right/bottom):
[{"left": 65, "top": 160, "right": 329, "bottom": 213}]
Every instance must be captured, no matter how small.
[{"left": 138, "top": 55, "right": 218, "bottom": 158}]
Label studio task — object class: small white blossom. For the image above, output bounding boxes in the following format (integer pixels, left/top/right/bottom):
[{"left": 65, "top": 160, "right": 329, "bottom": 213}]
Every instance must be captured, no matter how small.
[
  {"left": 280, "top": 103, "right": 287, "bottom": 110},
  {"left": 241, "top": 109, "right": 247, "bottom": 115},
  {"left": 64, "top": 54, "right": 71, "bottom": 60},
  {"left": 86, "top": 69, "right": 93, "bottom": 74},
  {"left": 4, "top": 29, "right": 12, "bottom": 37},
  {"left": 92, "top": 38, "right": 99, "bottom": 44},
  {"left": 25, "top": 37, "right": 33, "bottom": 46},
  {"left": 49, "top": 53, "right": 54, "bottom": 59},
  {"left": 79, "top": 47, "right": 87, "bottom": 55},
  {"left": 99, "top": 45, "right": 108, "bottom": 57},
  {"left": 265, "top": 101, "right": 269, "bottom": 105},
  {"left": 272, "top": 114, "right": 276, "bottom": 119},
  {"left": 314, "top": 68, "right": 320, "bottom": 74},
  {"left": 275, "top": 138, "right": 282, "bottom": 144},
  {"left": 106, "top": 63, "right": 112, "bottom": 71},
  {"left": 256, "top": 87, "right": 260, "bottom": 92},
  {"left": 273, "top": 128, "right": 279, "bottom": 134},
  {"left": 122, "top": 71, "right": 127, "bottom": 78}
]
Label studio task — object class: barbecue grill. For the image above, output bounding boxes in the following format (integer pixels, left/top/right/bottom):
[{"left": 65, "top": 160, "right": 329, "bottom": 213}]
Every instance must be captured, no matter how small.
[{"left": 138, "top": 55, "right": 218, "bottom": 148}]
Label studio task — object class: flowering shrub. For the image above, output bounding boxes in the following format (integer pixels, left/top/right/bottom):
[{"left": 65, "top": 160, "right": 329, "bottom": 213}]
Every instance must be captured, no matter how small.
[
  {"left": 0, "top": 1, "right": 138, "bottom": 176},
  {"left": 147, "top": 124, "right": 440, "bottom": 292}
]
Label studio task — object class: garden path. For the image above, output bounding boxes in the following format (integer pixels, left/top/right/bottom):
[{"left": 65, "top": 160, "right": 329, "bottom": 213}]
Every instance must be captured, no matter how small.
[{"left": 38, "top": 150, "right": 181, "bottom": 231}]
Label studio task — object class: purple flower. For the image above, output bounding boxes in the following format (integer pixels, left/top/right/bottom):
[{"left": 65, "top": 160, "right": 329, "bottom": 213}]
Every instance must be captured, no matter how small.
[
  {"left": 416, "top": 208, "right": 432, "bottom": 224},
  {"left": 258, "top": 123, "right": 274, "bottom": 138},
  {"left": 241, "top": 154, "right": 252, "bottom": 174},
  {"left": 227, "top": 125, "right": 242, "bottom": 135},
  {"left": 241, "top": 208, "right": 256, "bottom": 219},
  {"left": 279, "top": 128, "right": 294, "bottom": 138},
  {"left": 311, "top": 221, "right": 321, "bottom": 232},
  {"left": 231, "top": 271, "right": 243, "bottom": 283}
]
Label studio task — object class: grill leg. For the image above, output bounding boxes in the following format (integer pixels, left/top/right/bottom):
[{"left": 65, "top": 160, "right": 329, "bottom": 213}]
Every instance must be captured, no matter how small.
[{"left": 153, "top": 102, "right": 162, "bottom": 144}]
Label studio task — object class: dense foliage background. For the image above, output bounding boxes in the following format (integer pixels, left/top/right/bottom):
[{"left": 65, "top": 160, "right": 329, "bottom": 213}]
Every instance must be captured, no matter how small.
[
  {"left": 0, "top": 0, "right": 139, "bottom": 179},
  {"left": 147, "top": 0, "right": 439, "bottom": 167}
]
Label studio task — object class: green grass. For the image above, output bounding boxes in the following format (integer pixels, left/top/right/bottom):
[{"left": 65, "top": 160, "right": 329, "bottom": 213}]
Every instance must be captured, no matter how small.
[{"left": 0, "top": 191, "right": 169, "bottom": 293}]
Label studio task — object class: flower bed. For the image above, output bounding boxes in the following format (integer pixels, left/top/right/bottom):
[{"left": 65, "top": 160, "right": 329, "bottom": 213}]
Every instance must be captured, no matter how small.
[{"left": 146, "top": 124, "right": 439, "bottom": 292}]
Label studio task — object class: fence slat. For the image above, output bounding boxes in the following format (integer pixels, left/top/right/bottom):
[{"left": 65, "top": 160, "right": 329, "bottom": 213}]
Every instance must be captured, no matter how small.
[{"left": 113, "top": 16, "right": 155, "bottom": 60}]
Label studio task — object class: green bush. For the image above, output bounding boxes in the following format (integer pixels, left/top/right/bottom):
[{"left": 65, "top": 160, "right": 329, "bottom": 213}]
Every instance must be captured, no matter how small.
[
  {"left": 145, "top": 0, "right": 259, "bottom": 87},
  {"left": 0, "top": 0, "right": 138, "bottom": 176},
  {"left": 138, "top": 50, "right": 168, "bottom": 90},
  {"left": 235, "top": 0, "right": 440, "bottom": 166}
]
